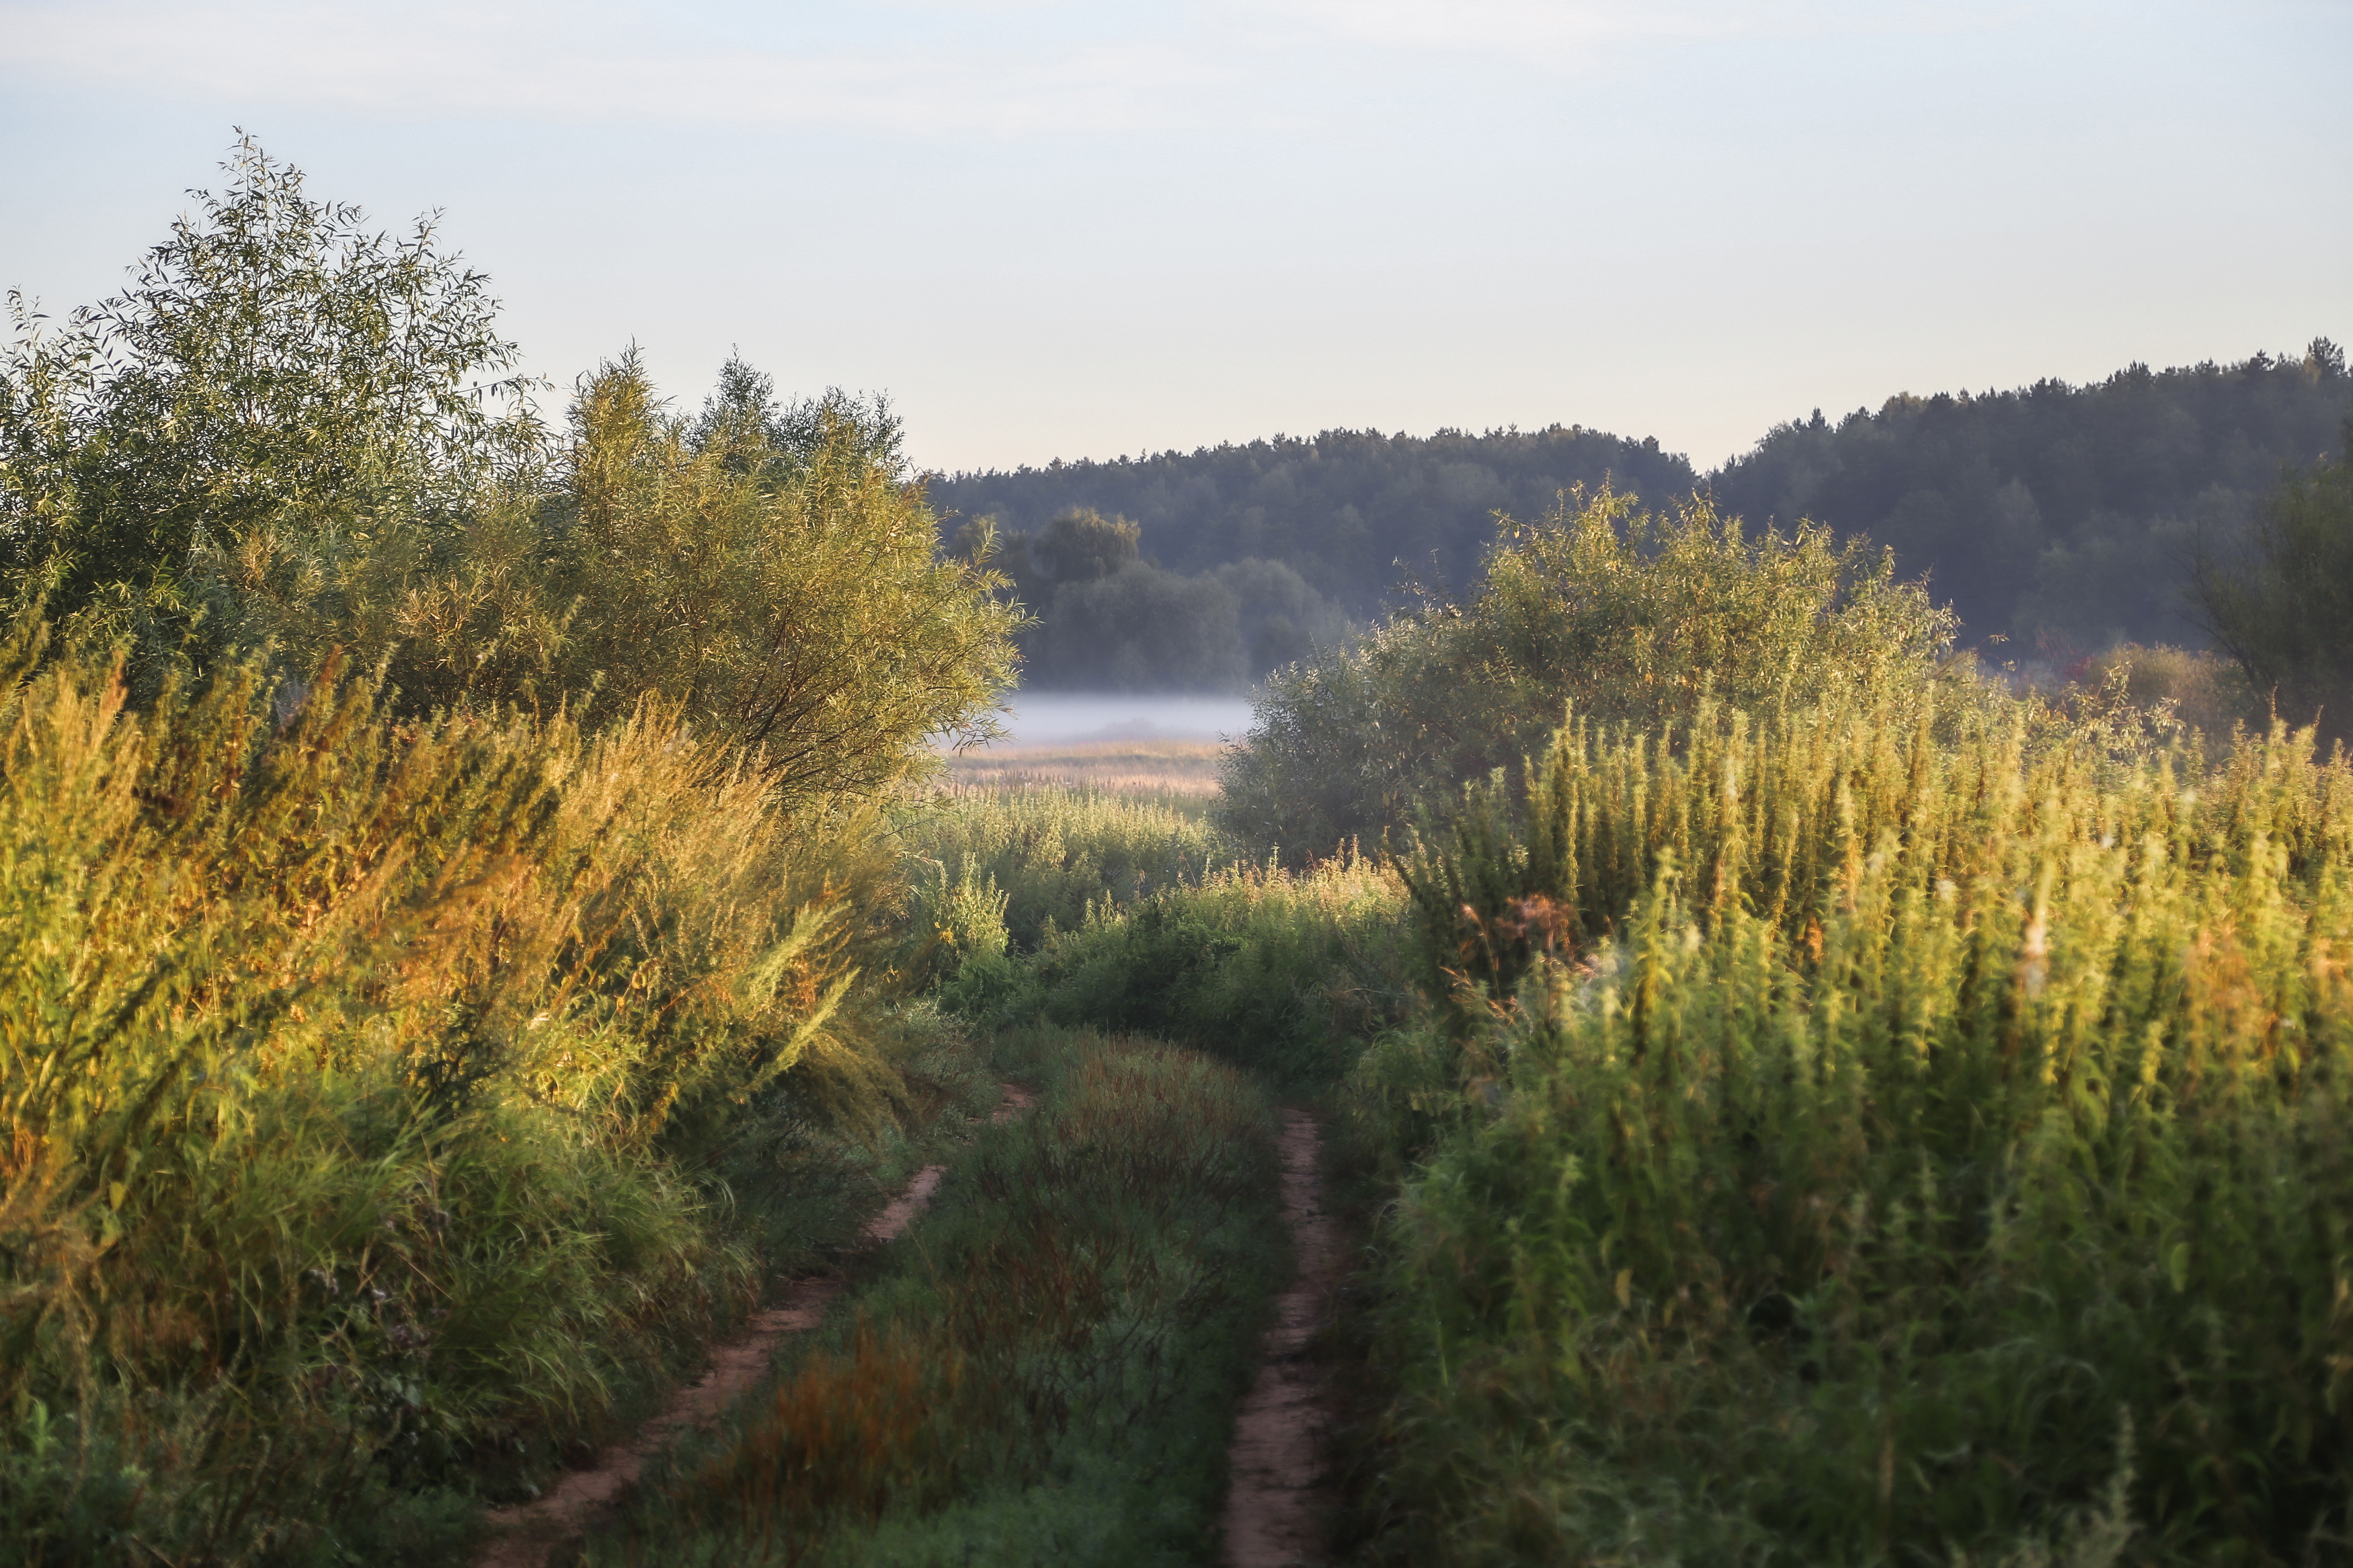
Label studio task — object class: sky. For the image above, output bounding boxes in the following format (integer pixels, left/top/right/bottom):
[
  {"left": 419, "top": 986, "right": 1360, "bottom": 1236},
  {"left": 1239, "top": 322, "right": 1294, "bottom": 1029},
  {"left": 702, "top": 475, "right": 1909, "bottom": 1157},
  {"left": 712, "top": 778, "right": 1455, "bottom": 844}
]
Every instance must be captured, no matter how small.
[{"left": 2, "top": 1, "right": 2348, "bottom": 476}]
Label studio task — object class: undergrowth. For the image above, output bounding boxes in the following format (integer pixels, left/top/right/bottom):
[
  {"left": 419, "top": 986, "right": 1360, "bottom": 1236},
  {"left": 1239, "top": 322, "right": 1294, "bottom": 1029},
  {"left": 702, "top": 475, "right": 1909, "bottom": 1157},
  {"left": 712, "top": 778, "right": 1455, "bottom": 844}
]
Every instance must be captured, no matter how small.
[
  {"left": 898, "top": 781, "right": 1225, "bottom": 954},
  {"left": 903, "top": 784, "right": 1414, "bottom": 1086}
]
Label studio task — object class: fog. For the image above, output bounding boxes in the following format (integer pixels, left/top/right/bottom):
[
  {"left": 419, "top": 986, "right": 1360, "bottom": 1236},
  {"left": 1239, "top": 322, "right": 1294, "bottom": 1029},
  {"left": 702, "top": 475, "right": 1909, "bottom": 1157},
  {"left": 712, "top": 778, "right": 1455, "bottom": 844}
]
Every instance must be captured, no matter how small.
[{"left": 977, "top": 693, "right": 1255, "bottom": 745}]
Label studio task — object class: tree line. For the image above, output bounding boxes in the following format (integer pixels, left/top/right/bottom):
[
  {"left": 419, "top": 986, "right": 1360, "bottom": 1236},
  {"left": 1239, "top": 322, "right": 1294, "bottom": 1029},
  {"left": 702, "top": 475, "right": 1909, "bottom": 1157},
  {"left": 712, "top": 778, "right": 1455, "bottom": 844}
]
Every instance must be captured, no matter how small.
[{"left": 930, "top": 342, "right": 2350, "bottom": 685}]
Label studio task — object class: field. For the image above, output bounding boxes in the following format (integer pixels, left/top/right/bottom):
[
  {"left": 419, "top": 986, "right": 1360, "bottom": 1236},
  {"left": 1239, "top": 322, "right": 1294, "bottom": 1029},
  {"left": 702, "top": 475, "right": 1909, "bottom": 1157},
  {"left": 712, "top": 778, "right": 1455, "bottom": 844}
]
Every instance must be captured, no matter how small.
[{"left": 943, "top": 738, "right": 1228, "bottom": 800}]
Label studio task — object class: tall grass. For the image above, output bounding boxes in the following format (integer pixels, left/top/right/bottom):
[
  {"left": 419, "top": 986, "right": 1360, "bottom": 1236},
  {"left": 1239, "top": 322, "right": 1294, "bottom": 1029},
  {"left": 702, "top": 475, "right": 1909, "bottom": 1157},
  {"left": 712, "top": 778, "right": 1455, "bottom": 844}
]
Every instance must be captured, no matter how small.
[
  {"left": 1012, "top": 853, "right": 1414, "bottom": 1085},
  {"left": 0, "top": 616, "right": 940, "bottom": 1563},
  {"left": 1351, "top": 692, "right": 2353, "bottom": 1563},
  {"left": 596, "top": 1026, "right": 1283, "bottom": 1566},
  {"left": 898, "top": 782, "right": 1226, "bottom": 955}
]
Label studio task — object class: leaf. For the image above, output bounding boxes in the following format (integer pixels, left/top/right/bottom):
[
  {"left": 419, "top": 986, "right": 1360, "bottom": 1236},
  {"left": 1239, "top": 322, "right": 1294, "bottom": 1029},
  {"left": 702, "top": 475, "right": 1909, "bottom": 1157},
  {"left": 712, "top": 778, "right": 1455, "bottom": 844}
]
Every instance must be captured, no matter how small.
[{"left": 2167, "top": 1241, "right": 2191, "bottom": 1294}]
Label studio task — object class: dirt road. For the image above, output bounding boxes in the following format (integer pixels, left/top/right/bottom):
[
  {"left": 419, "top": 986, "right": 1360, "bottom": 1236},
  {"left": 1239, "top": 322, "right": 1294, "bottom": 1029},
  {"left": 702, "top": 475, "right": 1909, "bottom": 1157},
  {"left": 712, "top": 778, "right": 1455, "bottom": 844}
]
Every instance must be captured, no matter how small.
[
  {"left": 1221, "top": 1108, "right": 1343, "bottom": 1567},
  {"left": 473, "top": 1081, "right": 1034, "bottom": 1568}
]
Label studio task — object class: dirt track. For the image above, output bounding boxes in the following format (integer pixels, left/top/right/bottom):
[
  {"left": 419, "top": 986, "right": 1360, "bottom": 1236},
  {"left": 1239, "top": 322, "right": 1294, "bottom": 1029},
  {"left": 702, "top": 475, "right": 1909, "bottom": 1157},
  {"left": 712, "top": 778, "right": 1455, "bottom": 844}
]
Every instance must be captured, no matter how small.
[
  {"left": 1222, "top": 1108, "right": 1343, "bottom": 1567},
  {"left": 473, "top": 1081, "right": 1034, "bottom": 1568}
]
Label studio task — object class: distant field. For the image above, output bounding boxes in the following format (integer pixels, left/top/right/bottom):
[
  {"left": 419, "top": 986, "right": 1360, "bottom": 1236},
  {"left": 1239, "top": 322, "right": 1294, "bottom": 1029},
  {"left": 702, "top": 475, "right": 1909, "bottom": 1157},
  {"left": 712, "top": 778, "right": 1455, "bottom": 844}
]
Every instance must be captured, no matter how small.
[{"left": 944, "top": 737, "right": 1226, "bottom": 796}]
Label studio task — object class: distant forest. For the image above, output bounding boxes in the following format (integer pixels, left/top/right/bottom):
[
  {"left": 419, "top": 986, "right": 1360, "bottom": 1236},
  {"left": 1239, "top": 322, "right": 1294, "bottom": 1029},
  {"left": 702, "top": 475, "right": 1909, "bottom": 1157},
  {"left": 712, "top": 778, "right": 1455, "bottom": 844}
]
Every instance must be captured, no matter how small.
[{"left": 932, "top": 341, "right": 2350, "bottom": 690}]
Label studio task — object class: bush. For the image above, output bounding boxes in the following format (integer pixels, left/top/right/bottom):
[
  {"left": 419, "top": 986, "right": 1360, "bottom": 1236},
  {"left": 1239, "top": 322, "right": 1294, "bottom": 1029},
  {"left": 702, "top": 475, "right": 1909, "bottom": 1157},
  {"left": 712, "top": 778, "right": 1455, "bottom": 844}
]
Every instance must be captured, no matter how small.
[
  {"left": 1218, "top": 487, "right": 1955, "bottom": 859},
  {"left": 1002, "top": 854, "right": 1414, "bottom": 1086},
  {"left": 0, "top": 144, "right": 1020, "bottom": 797}
]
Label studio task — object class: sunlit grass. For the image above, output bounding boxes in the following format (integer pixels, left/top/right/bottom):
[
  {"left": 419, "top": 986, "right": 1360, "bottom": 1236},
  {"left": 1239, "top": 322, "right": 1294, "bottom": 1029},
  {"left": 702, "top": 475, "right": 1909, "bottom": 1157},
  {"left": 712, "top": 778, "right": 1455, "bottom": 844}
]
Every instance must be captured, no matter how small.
[
  {"left": 0, "top": 616, "right": 955, "bottom": 1563},
  {"left": 1351, "top": 690, "right": 2353, "bottom": 1563},
  {"left": 942, "top": 739, "right": 1226, "bottom": 804}
]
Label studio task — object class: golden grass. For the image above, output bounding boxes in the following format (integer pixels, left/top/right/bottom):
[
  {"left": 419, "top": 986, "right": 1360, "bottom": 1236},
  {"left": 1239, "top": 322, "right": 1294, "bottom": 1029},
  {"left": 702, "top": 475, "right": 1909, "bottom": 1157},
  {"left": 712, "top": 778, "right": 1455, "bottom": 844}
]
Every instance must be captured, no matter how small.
[{"left": 943, "top": 739, "right": 1227, "bottom": 797}]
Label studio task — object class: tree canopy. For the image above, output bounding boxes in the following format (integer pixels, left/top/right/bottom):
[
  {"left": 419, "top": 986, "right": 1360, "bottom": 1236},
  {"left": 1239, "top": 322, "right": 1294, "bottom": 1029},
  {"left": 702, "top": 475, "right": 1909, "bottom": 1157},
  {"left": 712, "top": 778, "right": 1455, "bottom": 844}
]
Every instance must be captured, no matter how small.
[
  {"left": 2193, "top": 419, "right": 2353, "bottom": 745},
  {"left": 1218, "top": 488, "right": 1957, "bottom": 858},
  {"left": 0, "top": 141, "right": 1019, "bottom": 800}
]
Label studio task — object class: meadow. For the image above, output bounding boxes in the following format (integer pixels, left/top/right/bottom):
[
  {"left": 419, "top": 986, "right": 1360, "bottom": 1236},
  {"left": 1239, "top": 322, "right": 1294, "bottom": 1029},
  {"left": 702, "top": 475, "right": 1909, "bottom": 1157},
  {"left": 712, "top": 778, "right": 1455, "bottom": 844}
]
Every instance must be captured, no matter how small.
[{"left": 941, "top": 738, "right": 1225, "bottom": 799}]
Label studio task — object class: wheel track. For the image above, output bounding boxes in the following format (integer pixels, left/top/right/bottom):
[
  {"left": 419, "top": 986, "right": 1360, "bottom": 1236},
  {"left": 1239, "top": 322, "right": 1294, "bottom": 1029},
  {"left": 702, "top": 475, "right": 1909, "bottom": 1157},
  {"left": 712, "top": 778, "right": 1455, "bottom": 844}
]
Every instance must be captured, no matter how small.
[
  {"left": 1222, "top": 1108, "right": 1343, "bottom": 1567},
  {"left": 473, "top": 1081, "right": 1035, "bottom": 1568}
]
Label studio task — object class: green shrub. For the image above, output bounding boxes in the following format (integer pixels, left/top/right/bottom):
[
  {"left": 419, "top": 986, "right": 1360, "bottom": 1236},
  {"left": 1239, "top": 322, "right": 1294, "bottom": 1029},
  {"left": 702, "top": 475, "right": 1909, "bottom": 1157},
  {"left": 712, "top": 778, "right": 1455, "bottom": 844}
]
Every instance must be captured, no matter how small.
[
  {"left": 1219, "top": 487, "right": 1956, "bottom": 860},
  {"left": 1355, "top": 694, "right": 2353, "bottom": 1563},
  {"left": 1010, "top": 853, "right": 1414, "bottom": 1086}
]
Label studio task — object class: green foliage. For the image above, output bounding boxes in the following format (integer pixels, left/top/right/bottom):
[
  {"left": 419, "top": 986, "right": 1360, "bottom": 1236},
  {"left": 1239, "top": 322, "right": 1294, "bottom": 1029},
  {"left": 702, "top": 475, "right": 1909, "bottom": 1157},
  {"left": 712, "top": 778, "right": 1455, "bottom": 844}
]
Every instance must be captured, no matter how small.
[
  {"left": 895, "top": 784, "right": 1414, "bottom": 1081},
  {"left": 0, "top": 136, "right": 535, "bottom": 643},
  {"left": 543, "top": 352, "right": 1021, "bottom": 793},
  {"left": 0, "top": 617, "right": 947, "bottom": 1562},
  {"left": 934, "top": 345, "right": 2352, "bottom": 657},
  {"left": 2195, "top": 421, "right": 2353, "bottom": 746},
  {"left": 932, "top": 422, "right": 1698, "bottom": 614},
  {"left": 990, "top": 854, "right": 1413, "bottom": 1086},
  {"left": 1220, "top": 487, "right": 1956, "bottom": 859},
  {"left": 2070, "top": 642, "right": 2260, "bottom": 745},
  {"left": 1352, "top": 692, "right": 2353, "bottom": 1563},
  {"left": 1718, "top": 342, "right": 2352, "bottom": 649},
  {"left": 1030, "top": 507, "right": 1142, "bottom": 583},
  {"left": 967, "top": 509, "right": 1350, "bottom": 692},
  {"left": 898, "top": 782, "right": 1226, "bottom": 953},
  {"left": 596, "top": 1028, "right": 1284, "bottom": 1567}
]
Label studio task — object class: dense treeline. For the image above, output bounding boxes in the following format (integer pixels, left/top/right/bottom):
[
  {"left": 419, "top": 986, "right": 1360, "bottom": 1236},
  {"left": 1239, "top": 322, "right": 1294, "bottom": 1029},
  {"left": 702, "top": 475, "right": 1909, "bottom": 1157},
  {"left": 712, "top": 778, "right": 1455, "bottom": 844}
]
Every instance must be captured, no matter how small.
[
  {"left": 1714, "top": 343, "right": 2351, "bottom": 648},
  {"left": 930, "top": 343, "right": 2351, "bottom": 675},
  {"left": 934, "top": 425, "right": 1698, "bottom": 615},
  {"left": 949, "top": 507, "right": 1351, "bottom": 691}
]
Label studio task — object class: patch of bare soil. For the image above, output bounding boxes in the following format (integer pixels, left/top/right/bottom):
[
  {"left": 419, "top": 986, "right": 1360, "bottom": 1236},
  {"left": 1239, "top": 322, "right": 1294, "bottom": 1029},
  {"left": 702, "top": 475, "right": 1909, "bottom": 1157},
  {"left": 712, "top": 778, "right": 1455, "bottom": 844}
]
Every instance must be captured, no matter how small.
[
  {"left": 472, "top": 1081, "right": 1033, "bottom": 1568},
  {"left": 1222, "top": 1108, "right": 1344, "bottom": 1568}
]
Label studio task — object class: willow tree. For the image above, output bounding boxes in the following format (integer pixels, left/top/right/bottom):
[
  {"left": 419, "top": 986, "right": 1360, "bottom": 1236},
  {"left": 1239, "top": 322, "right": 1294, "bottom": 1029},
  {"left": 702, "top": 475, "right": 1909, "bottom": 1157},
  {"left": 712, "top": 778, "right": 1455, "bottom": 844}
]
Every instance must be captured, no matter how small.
[
  {"left": 1, "top": 141, "right": 1021, "bottom": 800},
  {"left": 552, "top": 352, "right": 1021, "bottom": 798},
  {"left": 0, "top": 135, "right": 535, "bottom": 651}
]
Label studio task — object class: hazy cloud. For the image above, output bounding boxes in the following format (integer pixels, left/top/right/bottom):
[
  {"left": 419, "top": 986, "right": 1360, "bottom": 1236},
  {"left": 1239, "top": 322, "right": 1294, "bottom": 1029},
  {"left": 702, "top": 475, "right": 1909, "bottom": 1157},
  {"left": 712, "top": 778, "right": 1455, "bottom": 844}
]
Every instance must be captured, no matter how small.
[{"left": 0, "top": 0, "right": 1950, "bottom": 132}]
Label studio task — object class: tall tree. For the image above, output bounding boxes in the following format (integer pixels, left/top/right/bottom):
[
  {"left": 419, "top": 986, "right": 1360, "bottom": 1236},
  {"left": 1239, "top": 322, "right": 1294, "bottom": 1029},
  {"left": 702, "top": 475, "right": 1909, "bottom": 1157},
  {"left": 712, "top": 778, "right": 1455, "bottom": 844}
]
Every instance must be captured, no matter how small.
[
  {"left": 0, "top": 135, "right": 535, "bottom": 638},
  {"left": 2193, "top": 421, "right": 2353, "bottom": 743}
]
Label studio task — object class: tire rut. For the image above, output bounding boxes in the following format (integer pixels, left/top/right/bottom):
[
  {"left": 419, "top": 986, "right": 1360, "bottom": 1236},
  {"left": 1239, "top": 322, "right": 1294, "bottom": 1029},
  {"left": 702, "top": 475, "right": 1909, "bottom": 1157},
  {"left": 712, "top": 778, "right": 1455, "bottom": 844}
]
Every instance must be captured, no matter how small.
[
  {"left": 472, "top": 1081, "right": 1035, "bottom": 1568},
  {"left": 1222, "top": 1108, "right": 1343, "bottom": 1567}
]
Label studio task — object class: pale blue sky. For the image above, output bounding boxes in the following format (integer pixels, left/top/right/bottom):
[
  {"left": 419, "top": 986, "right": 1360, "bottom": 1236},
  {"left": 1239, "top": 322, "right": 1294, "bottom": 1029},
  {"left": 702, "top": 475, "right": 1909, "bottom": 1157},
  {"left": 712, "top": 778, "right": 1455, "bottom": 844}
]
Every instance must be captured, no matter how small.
[{"left": 3, "top": 1, "right": 2346, "bottom": 474}]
